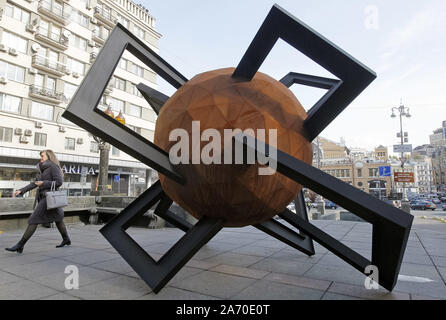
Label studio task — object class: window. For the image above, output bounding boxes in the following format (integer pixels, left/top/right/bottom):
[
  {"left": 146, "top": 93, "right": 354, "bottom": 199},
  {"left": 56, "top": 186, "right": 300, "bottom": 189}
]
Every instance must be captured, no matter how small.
[
  {"left": 131, "top": 83, "right": 142, "bottom": 97},
  {"left": 0, "top": 93, "right": 21, "bottom": 113},
  {"left": 5, "top": 3, "right": 30, "bottom": 24},
  {"left": 66, "top": 58, "right": 85, "bottom": 75},
  {"left": 134, "top": 25, "right": 145, "bottom": 40},
  {"left": 36, "top": 46, "right": 59, "bottom": 69},
  {"left": 109, "top": 97, "right": 124, "bottom": 113},
  {"left": 117, "top": 13, "right": 129, "bottom": 28},
  {"left": 129, "top": 104, "right": 141, "bottom": 117},
  {"left": 34, "top": 132, "right": 47, "bottom": 146},
  {"left": 35, "top": 74, "right": 56, "bottom": 92},
  {"left": 369, "top": 168, "right": 379, "bottom": 177},
  {"left": 1, "top": 31, "right": 27, "bottom": 54},
  {"left": 131, "top": 63, "right": 143, "bottom": 77},
  {"left": 114, "top": 77, "right": 126, "bottom": 91},
  {"left": 97, "top": 2, "right": 111, "bottom": 19},
  {"left": 0, "top": 61, "right": 25, "bottom": 83},
  {"left": 31, "top": 101, "right": 53, "bottom": 121},
  {"left": 39, "top": 19, "right": 61, "bottom": 42},
  {"left": 0, "top": 126, "right": 13, "bottom": 142},
  {"left": 64, "top": 137, "right": 75, "bottom": 150},
  {"left": 64, "top": 82, "right": 77, "bottom": 100},
  {"left": 129, "top": 125, "right": 141, "bottom": 134},
  {"left": 69, "top": 33, "right": 87, "bottom": 51},
  {"left": 119, "top": 58, "right": 127, "bottom": 70},
  {"left": 70, "top": 9, "right": 89, "bottom": 28},
  {"left": 90, "top": 141, "right": 99, "bottom": 153},
  {"left": 112, "top": 146, "right": 120, "bottom": 156},
  {"left": 357, "top": 169, "right": 362, "bottom": 178}
]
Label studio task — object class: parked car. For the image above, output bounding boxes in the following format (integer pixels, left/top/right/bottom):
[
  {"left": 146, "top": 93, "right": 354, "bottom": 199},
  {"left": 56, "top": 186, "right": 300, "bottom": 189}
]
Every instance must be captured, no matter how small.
[
  {"left": 310, "top": 202, "right": 318, "bottom": 208},
  {"left": 410, "top": 201, "right": 436, "bottom": 211},
  {"left": 432, "top": 198, "right": 441, "bottom": 204},
  {"left": 324, "top": 201, "right": 338, "bottom": 209}
]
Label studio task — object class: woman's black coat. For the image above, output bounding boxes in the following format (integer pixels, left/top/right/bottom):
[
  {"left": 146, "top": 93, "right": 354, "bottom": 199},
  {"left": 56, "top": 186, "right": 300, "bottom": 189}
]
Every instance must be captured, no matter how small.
[{"left": 19, "top": 160, "right": 64, "bottom": 225}]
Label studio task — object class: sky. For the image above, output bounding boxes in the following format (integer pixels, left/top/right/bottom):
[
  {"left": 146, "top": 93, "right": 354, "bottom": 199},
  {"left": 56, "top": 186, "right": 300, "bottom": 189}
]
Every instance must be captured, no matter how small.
[{"left": 139, "top": 0, "right": 446, "bottom": 152}]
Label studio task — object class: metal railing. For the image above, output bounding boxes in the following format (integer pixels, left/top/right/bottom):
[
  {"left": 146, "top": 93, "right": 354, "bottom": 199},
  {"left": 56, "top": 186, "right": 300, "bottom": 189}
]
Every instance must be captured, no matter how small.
[
  {"left": 36, "top": 26, "right": 69, "bottom": 46},
  {"left": 38, "top": 0, "right": 69, "bottom": 20},
  {"left": 29, "top": 84, "right": 65, "bottom": 101},
  {"left": 32, "top": 54, "right": 66, "bottom": 74}
]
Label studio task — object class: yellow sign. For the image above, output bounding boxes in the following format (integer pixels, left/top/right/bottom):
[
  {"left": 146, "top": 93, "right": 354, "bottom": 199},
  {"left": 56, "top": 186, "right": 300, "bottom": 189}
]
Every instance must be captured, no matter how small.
[{"left": 107, "top": 184, "right": 112, "bottom": 190}]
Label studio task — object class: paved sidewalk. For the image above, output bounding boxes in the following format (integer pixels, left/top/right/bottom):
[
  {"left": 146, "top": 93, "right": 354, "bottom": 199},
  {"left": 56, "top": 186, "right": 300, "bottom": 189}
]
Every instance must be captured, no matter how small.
[{"left": 0, "top": 217, "right": 445, "bottom": 300}]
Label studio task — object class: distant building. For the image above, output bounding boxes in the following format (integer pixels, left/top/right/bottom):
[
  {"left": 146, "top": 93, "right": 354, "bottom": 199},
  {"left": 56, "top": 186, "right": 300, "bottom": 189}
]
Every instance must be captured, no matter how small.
[
  {"left": 431, "top": 147, "right": 446, "bottom": 192},
  {"left": 429, "top": 121, "right": 446, "bottom": 147},
  {"left": 413, "top": 144, "right": 436, "bottom": 158}
]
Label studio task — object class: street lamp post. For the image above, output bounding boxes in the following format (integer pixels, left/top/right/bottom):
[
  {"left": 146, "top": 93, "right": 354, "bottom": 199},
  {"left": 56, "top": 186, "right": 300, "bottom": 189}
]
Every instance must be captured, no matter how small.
[
  {"left": 391, "top": 100, "right": 411, "bottom": 212},
  {"left": 91, "top": 103, "right": 126, "bottom": 196}
]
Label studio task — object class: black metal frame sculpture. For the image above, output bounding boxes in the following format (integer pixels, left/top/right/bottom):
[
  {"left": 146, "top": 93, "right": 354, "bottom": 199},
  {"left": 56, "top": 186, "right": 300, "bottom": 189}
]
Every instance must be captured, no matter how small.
[{"left": 63, "top": 4, "right": 413, "bottom": 293}]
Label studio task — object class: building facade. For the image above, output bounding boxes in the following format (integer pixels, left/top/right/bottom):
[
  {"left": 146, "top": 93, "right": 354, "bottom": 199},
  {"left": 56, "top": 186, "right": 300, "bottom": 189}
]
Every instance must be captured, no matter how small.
[
  {"left": 0, "top": 0, "right": 160, "bottom": 197},
  {"left": 429, "top": 121, "right": 446, "bottom": 147}
]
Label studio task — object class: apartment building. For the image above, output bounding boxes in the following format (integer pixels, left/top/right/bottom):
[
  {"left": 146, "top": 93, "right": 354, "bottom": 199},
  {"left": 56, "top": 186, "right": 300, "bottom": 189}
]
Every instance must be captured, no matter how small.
[{"left": 0, "top": 0, "right": 161, "bottom": 197}]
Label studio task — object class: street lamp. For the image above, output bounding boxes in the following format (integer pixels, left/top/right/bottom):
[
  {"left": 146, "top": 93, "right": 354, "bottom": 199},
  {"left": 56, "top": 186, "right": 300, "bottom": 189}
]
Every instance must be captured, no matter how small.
[{"left": 390, "top": 100, "right": 411, "bottom": 209}]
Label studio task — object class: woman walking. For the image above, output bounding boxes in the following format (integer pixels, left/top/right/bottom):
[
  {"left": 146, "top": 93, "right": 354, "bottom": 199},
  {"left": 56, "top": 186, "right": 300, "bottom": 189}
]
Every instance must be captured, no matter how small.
[{"left": 5, "top": 150, "right": 71, "bottom": 253}]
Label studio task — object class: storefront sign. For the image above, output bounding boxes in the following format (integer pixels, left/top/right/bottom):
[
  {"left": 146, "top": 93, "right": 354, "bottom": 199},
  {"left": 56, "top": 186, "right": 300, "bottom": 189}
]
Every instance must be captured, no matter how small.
[
  {"left": 61, "top": 164, "right": 96, "bottom": 175},
  {"left": 394, "top": 172, "right": 414, "bottom": 183}
]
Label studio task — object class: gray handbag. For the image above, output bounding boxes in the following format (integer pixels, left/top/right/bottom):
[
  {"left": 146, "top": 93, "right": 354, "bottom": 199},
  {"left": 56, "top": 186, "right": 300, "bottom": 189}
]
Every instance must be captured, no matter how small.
[{"left": 46, "top": 181, "right": 68, "bottom": 210}]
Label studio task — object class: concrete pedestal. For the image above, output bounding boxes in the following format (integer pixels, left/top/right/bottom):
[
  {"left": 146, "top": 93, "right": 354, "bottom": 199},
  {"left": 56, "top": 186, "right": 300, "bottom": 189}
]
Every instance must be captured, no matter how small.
[{"left": 401, "top": 201, "right": 411, "bottom": 214}]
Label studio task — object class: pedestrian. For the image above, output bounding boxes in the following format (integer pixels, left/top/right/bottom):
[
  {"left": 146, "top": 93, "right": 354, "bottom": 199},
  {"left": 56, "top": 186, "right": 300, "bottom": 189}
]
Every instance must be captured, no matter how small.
[{"left": 5, "top": 150, "right": 71, "bottom": 253}]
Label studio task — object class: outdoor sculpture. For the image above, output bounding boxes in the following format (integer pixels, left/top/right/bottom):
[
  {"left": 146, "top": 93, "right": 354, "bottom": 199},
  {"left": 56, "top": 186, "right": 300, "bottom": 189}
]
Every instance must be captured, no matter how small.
[{"left": 63, "top": 4, "right": 414, "bottom": 293}]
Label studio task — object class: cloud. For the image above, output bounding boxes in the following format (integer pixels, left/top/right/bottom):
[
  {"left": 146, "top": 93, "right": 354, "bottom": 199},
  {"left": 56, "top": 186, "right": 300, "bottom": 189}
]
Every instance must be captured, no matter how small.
[{"left": 380, "top": 4, "right": 444, "bottom": 60}]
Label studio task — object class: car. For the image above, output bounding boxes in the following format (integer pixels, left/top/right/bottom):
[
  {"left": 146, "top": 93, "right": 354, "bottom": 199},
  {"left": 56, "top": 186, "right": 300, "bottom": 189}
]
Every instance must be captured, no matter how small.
[
  {"left": 410, "top": 200, "right": 436, "bottom": 211},
  {"left": 324, "top": 201, "right": 338, "bottom": 209},
  {"left": 432, "top": 198, "right": 441, "bottom": 204}
]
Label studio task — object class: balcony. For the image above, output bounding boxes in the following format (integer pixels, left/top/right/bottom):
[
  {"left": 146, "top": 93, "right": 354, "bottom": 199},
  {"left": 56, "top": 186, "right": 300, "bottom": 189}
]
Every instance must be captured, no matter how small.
[
  {"left": 35, "top": 27, "right": 69, "bottom": 51},
  {"left": 92, "top": 29, "right": 107, "bottom": 45},
  {"left": 32, "top": 54, "right": 66, "bottom": 76},
  {"left": 38, "top": 0, "right": 70, "bottom": 26},
  {"left": 29, "top": 85, "right": 65, "bottom": 104},
  {"left": 94, "top": 6, "right": 117, "bottom": 28}
]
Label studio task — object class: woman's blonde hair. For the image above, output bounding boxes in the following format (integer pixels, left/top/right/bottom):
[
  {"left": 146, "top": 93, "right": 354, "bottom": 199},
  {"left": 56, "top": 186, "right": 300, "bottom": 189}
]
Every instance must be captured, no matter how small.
[{"left": 40, "top": 150, "right": 64, "bottom": 177}]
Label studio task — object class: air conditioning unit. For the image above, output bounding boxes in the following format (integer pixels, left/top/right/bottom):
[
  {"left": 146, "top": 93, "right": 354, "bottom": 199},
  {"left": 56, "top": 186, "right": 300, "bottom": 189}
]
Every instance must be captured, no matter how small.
[
  {"left": 25, "top": 24, "right": 36, "bottom": 33},
  {"left": 0, "top": 44, "right": 7, "bottom": 52},
  {"left": 0, "top": 76, "right": 7, "bottom": 84},
  {"left": 8, "top": 48, "right": 18, "bottom": 56},
  {"left": 24, "top": 129, "right": 33, "bottom": 136},
  {"left": 14, "top": 128, "right": 23, "bottom": 135},
  {"left": 59, "top": 126, "right": 66, "bottom": 132},
  {"left": 72, "top": 72, "right": 80, "bottom": 78},
  {"left": 76, "top": 138, "right": 84, "bottom": 144},
  {"left": 35, "top": 121, "right": 43, "bottom": 128},
  {"left": 28, "top": 68, "right": 37, "bottom": 75},
  {"left": 19, "top": 136, "right": 29, "bottom": 143},
  {"left": 88, "top": 40, "right": 95, "bottom": 47},
  {"left": 91, "top": 17, "right": 97, "bottom": 24}
]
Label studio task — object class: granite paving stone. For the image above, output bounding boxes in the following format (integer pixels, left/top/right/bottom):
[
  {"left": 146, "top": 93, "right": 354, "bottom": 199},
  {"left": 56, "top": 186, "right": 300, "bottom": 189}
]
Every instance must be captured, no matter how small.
[{"left": 0, "top": 221, "right": 445, "bottom": 300}]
